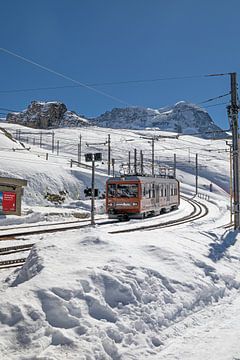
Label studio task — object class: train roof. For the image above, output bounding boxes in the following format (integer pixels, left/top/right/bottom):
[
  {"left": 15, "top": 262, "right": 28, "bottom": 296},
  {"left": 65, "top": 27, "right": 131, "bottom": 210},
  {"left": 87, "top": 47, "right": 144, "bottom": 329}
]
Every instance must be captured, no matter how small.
[{"left": 107, "top": 175, "right": 178, "bottom": 183}]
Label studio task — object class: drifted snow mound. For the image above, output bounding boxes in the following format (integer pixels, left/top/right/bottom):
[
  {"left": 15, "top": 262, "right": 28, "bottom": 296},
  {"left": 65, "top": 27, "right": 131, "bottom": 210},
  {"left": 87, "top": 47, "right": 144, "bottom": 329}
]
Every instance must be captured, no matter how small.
[
  {"left": 12, "top": 244, "right": 48, "bottom": 286},
  {"left": 93, "top": 101, "right": 225, "bottom": 138},
  {"left": 1, "top": 229, "right": 240, "bottom": 359}
]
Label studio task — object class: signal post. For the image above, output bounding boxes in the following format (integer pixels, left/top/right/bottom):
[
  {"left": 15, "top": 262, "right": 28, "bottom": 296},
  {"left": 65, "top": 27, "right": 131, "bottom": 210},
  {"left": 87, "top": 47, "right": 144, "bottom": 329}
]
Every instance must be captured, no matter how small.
[{"left": 85, "top": 152, "right": 102, "bottom": 226}]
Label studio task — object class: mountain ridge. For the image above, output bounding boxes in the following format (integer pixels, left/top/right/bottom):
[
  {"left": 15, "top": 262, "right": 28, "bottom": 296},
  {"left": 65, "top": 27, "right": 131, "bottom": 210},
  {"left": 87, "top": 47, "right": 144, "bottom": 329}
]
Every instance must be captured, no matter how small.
[{"left": 6, "top": 100, "right": 225, "bottom": 138}]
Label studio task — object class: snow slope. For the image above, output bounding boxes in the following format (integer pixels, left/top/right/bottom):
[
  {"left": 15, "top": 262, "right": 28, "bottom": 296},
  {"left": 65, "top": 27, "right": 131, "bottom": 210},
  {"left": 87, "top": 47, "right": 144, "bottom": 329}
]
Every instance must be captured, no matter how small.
[{"left": 0, "top": 122, "right": 239, "bottom": 360}]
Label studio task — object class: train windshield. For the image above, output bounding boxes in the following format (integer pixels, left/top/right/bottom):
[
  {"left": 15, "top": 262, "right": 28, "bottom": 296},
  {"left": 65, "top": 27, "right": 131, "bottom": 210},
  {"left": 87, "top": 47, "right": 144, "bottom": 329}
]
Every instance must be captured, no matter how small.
[{"left": 108, "top": 183, "right": 138, "bottom": 198}]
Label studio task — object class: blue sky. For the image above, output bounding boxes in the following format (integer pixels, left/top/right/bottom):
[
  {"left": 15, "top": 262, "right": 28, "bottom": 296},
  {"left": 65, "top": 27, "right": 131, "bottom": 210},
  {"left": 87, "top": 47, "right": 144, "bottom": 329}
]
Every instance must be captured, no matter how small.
[{"left": 0, "top": 0, "right": 239, "bottom": 128}]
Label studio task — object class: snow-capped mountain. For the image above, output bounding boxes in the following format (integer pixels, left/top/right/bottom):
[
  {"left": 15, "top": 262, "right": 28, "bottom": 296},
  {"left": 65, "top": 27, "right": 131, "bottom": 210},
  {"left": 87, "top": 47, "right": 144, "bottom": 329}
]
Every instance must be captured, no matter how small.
[
  {"left": 7, "top": 101, "right": 90, "bottom": 129},
  {"left": 93, "top": 101, "right": 225, "bottom": 137},
  {"left": 6, "top": 100, "right": 225, "bottom": 138}
]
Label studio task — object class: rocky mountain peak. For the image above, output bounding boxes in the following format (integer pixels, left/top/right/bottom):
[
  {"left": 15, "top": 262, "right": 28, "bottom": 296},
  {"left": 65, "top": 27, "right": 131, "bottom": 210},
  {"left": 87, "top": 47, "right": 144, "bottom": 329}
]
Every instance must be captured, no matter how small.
[
  {"left": 92, "top": 101, "right": 225, "bottom": 138},
  {"left": 7, "top": 101, "right": 89, "bottom": 129}
]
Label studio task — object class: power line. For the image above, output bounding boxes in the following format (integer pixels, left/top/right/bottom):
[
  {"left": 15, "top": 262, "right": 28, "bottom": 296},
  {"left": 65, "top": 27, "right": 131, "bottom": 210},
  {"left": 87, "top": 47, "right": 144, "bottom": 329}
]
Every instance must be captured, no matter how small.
[
  {"left": 203, "top": 101, "right": 229, "bottom": 108},
  {"left": 197, "top": 92, "right": 230, "bottom": 105},
  {"left": 0, "top": 73, "right": 226, "bottom": 95},
  {"left": 0, "top": 47, "right": 133, "bottom": 107}
]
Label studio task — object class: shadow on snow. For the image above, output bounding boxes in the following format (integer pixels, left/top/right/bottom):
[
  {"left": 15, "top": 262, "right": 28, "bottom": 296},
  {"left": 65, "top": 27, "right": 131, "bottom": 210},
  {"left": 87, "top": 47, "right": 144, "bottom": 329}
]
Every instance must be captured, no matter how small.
[{"left": 208, "top": 230, "right": 238, "bottom": 262}]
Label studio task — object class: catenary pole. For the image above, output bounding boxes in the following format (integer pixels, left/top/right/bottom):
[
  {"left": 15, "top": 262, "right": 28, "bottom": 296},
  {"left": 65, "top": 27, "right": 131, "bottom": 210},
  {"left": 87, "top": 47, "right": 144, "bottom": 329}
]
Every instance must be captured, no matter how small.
[
  {"left": 91, "top": 155, "right": 95, "bottom": 225},
  {"left": 173, "top": 153, "right": 176, "bottom": 178},
  {"left": 78, "top": 133, "right": 82, "bottom": 164},
  {"left": 134, "top": 148, "right": 137, "bottom": 174},
  {"left": 152, "top": 138, "right": 155, "bottom": 176},
  {"left": 229, "top": 72, "right": 240, "bottom": 229},
  {"left": 52, "top": 131, "right": 55, "bottom": 153},
  {"left": 195, "top": 153, "right": 198, "bottom": 196},
  {"left": 140, "top": 150, "right": 144, "bottom": 175},
  {"left": 108, "top": 134, "right": 111, "bottom": 176},
  {"left": 40, "top": 131, "right": 42, "bottom": 148},
  {"left": 128, "top": 151, "right": 131, "bottom": 174},
  {"left": 112, "top": 158, "right": 115, "bottom": 177}
]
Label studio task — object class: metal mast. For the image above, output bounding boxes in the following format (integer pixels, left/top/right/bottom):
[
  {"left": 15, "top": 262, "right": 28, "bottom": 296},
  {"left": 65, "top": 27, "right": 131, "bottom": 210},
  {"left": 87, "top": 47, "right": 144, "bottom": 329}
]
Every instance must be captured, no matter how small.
[{"left": 229, "top": 72, "right": 240, "bottom": 229}]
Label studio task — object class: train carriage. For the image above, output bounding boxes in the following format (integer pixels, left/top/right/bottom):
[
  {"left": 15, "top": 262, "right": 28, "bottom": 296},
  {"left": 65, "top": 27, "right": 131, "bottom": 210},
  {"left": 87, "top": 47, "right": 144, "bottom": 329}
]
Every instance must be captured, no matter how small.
[{"left": 106, "top": 175, "right": 180, "bottom": 220}]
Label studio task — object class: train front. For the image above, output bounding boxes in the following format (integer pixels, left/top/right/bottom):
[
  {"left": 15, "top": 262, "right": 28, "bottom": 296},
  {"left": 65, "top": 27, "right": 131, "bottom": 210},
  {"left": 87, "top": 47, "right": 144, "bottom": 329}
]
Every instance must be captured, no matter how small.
[{"left": 106, "top": 177, "right": 141, "bottom": 220}]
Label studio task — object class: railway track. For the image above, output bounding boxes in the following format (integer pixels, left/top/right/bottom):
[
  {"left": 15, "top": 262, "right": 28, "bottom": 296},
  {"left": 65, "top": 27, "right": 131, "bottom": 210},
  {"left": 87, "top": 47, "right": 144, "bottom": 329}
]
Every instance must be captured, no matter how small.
[
  {"left": 0, "top": 196, "right": 208, "bottom": 270},
  {"left": 0, "top": 243, "right": 33, "bottom": 269},
  {"left": 0, "top": 218, "right": 117, "bottom": 241},
  {"left": 108, "top": 196, "right": 209, "bottom": 234},
  {"left": 0, "top": 258, "right": 26, "bottom": 269}
]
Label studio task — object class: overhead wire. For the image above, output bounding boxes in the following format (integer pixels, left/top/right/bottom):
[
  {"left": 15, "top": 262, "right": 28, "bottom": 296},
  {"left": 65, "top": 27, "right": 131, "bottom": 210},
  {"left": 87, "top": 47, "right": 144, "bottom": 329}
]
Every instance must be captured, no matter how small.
[
  {"left": 0, "top": 73, "right": 229, "bottom": 95},
  {"left": 0, "top": 47, "right": 133, "bottom": 107}
]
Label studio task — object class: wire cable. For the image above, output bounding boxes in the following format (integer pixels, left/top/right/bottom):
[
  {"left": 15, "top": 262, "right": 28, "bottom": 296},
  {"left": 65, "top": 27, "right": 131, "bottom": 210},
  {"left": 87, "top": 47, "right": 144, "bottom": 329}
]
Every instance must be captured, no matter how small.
[
  {"left": 0, "top": 47, "right": 133, "bottom": 107},
  {"left": 0, "top": 74, "right": 224, "bottom": 94}
]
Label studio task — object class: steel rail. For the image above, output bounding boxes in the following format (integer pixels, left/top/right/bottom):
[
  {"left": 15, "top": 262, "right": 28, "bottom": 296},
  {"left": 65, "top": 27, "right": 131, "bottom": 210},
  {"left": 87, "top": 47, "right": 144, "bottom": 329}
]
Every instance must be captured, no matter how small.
[
  {"left": 109, "top": 196, "right": 208, "bottom": 234},
  {"left": 0, "top": 219, "right": 118, "bottom": 241},
  {"left": 0, "top": 243, "right": 34, "bottom": 255},
  {"left": 0, "top": 258, "right": 26, "bottom": 268},
  {"left": 0, "top": 217, "right": 104, "bottom": 232}
]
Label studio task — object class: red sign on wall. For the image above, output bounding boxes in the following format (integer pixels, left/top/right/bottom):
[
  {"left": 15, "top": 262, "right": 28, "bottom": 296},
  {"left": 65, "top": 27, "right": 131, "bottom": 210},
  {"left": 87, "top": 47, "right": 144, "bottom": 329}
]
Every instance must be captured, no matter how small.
[{"left": 0, "top": 192, "right": 16, "bottom": 212}]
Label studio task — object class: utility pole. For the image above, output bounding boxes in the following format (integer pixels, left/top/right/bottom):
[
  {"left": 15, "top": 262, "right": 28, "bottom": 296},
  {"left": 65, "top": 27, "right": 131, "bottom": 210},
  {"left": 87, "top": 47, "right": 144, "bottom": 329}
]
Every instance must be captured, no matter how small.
[
  {"left": 230, "top": 146, "right": 233, "bottom": 224},
  {"left": 140, "top": 150, "right": 144, "bottom": 175},
  {"left": 52, "top": 131, "right": 55, "bottom": 153},
  {"left": 40, "top": 132, "right": 42, "bottom": 148},
  {"left": 78, "top": 134, "right": 82, "bottom": 164},
  {"left": 226, "top": 141, "right": 233, "bottom": 224},
  {"left": 195, "top": 153, "right": 198, "bottom": 196},
  {"left": 57, "top": 140, "right": 60, "bottom": 155},
  {"left": 134, "top": 148, "right": 137, "bottom": 174},
  {"left": 128, "top": 151, "right": 131, "bottom": 174},
  {"left": 173, "top": 153, "right": 176, "bottom": 178},
  {"left": 91, "top": 155, "right": 95, "bottom": 226},
  {"left": 152, "top": 138, "right": 155, "bottom": 176},
  {"left": 112, "top": 158, "right": 115, "bottom": 177},
  {"left": 108, "top": 134, "right": 111, "bottom": 176},
  {"left": 228, "top": 72, "right": 240, "bottom": 229}
]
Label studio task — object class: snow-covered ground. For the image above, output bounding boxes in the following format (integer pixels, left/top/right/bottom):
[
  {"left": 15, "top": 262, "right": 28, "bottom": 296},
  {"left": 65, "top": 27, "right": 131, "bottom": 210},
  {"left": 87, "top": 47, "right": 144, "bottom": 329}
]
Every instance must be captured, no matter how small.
[{"left": 0, "top": 122, "right": 239, "bottom": 360}]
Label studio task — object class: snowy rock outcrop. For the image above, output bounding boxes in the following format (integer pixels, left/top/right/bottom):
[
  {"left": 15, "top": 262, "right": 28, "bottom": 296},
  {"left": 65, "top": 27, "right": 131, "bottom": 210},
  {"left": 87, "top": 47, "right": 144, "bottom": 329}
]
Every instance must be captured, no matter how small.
[
  {"left": 7, "top": 101, "right": 90, "bottom": 129},
  {"left": 93, "top": 101, "right": 225, "bottom": 138}
]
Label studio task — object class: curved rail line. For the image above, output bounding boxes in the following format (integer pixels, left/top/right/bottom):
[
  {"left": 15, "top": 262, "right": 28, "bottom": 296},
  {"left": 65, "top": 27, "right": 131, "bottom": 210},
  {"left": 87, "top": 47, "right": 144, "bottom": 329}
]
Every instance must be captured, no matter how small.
[
  {"left": 108, "top": 196, "right": 209, "bottom": 234},
  {"left": 0, "top": 196, "right": 209, "bottom": 270}
]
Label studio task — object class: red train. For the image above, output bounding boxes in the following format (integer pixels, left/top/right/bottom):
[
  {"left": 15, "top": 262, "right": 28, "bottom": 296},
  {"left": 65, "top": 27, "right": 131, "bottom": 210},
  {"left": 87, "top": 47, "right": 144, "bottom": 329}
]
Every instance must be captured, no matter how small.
[{"left": 106, "top": 175, "right": 180, "bottom": 220}]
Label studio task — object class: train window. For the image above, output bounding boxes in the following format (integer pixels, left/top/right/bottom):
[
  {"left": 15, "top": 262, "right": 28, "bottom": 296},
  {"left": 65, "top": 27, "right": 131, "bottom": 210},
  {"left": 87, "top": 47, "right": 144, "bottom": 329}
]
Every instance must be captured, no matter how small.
[
  {"left": 152, "top": 184, "right": 155, "bottom": 198},
  {"left": 144, "top": 184, "right": 150, "bottom": 198},
  {"left": 108, "top": 183, "right": 138, "bottom": 198},
  {"left": 108, "top": 184, "right": 117, "bottom": 197},
  {"left": 161, "top": 186, "right": 163, "bottom": 197}
]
